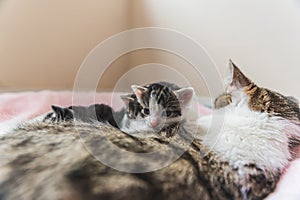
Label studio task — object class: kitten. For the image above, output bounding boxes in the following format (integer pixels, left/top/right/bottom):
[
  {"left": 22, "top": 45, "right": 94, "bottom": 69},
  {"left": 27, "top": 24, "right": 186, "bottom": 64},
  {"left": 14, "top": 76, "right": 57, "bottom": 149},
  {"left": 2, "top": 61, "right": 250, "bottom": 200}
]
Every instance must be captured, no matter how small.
[
  {"left": 119, "top": 82, "right": 196, "bottom": 136},
  {"left": 44, "top": 82, "right": 196, "bottom": 137},
  {"left": 44, "top": 104, "right": 121, "bottom": 128}
]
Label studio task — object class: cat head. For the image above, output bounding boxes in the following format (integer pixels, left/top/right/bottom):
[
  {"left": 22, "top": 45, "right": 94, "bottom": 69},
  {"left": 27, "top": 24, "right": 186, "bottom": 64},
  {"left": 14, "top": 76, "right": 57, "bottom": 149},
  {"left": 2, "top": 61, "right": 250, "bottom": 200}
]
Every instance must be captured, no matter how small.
[
  {"left": 217, "top": 60, "right": 299, "bottom": 122},
  {"left": 214, "top": 60, "right": 300, "bottom": 158},
  {"left": 208, "top": 60, "right": 300, "bottom": 169},
  {"left": 43, "top": 105, "right": 74, "bottom": 122},
  {"left": 120, "top": 82, "right": 195, "bottom": 132}
]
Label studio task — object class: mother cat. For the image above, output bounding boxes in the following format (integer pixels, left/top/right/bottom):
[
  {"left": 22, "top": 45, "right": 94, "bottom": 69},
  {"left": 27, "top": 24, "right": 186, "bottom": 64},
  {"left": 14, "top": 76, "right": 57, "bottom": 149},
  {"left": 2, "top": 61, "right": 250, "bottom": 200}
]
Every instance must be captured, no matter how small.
[{"left": 0, "top": 61, "right": 299, "bottom": 200}]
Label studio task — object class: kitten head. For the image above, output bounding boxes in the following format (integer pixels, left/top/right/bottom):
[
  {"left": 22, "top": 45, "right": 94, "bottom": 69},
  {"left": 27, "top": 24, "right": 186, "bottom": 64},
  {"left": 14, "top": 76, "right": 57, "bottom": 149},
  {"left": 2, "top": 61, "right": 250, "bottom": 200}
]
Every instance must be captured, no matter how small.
[
  {"left": 43, "top": 105, "right": 74, "bottom": 122},
  {"left": 121, "top": 82, "right": 195, "bottom": 133}
]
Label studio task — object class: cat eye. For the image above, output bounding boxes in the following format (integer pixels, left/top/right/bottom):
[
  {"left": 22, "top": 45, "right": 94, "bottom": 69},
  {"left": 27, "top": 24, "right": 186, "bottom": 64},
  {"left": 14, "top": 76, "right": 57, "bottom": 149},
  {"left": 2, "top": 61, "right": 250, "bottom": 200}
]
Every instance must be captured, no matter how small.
[{"left": 142, "top": 108, "right": 150, "bottom": 115}]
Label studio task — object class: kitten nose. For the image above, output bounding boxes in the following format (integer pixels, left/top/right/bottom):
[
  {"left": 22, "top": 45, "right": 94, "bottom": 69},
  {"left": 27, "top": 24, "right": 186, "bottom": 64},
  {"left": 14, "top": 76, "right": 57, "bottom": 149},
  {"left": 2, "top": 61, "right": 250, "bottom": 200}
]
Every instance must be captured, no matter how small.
[{"left": 150, "top": 118, "right": 159, "bottom": 128}]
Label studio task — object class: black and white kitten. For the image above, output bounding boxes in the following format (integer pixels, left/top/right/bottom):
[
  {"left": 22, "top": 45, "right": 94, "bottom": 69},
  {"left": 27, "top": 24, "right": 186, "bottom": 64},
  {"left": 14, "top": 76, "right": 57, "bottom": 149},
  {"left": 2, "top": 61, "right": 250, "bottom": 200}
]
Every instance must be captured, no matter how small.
[{"left": 44, "top": 82, "right": 196, "bottom": 137}]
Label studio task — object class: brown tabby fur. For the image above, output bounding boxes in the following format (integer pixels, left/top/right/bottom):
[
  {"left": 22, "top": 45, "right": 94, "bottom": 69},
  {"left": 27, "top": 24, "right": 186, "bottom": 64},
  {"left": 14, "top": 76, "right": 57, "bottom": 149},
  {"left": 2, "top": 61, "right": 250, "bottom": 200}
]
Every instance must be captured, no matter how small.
[
  {"left": 214, "top": 93, "right": 232, "bottom": 109},
  {"left": 0, "top": 121, "right": 279, "bottom": 200}
]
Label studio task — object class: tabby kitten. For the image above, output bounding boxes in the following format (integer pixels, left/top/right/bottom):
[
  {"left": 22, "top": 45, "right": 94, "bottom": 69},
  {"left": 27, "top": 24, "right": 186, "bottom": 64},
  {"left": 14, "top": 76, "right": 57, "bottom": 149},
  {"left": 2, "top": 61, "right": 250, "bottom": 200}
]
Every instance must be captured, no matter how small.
[
  {"left": 119, "top": 82, "right": 196, "bottom": 136},
  {"left": 44, "top": 82, "right": 196, "bottom": 137}
]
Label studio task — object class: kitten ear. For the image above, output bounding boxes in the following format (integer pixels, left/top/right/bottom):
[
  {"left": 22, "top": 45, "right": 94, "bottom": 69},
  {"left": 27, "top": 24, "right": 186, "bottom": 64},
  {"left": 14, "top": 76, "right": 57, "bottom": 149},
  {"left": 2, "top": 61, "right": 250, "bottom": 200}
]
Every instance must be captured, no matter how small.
[
  {"left": 131, "top": 84, "right": 147, "bottom": 103},
  {"left": 174, "top": 87, "right": 195, "bottom": 106},
  {"left": 120, "top": 94, "right": 135, "bottom": 107},
  {"left": 51, "top": 105, "right": 73, "bottom": 120},
  {"left": 225, "top": 59, "right": 252, "bottom": 91},
  {"left": 51, "top": 105, "right": 64, "bottom": 115}
]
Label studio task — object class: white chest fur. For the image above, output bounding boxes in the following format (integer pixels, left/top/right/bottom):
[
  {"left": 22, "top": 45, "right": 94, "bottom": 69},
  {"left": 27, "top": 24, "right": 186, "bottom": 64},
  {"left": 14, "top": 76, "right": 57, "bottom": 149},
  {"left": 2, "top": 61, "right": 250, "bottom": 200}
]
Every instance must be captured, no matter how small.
[{"left": 197, "top": 105, "right": 292, "bottom": 171}]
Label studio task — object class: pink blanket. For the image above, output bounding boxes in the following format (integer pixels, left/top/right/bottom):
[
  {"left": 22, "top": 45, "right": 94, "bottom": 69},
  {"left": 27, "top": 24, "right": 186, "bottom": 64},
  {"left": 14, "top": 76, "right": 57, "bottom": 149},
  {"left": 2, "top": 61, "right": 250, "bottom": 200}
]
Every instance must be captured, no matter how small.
[{"left": 0, "top": 91, "right": 299, "bottom": 199}]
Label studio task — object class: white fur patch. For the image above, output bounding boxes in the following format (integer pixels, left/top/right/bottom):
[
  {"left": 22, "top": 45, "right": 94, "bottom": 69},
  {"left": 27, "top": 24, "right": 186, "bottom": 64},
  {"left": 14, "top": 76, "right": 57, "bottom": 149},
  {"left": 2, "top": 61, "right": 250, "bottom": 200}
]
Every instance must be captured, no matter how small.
[
  {"left": 197, "top": 105, "right": 293, "bottom": 171},
  {"left": 120, "top": 115, "right": 159, "bottom": 137}
]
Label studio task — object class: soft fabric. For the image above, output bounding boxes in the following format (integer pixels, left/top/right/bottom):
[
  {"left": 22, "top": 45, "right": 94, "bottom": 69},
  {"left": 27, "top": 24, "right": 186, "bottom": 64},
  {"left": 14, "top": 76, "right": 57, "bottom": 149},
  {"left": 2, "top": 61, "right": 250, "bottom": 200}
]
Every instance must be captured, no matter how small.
[
  {"left": 0, "top": 91, "right": 298, "bottom": 199},
  {"left": 0, "top": 91, "right": 123, "bottom": 133}
]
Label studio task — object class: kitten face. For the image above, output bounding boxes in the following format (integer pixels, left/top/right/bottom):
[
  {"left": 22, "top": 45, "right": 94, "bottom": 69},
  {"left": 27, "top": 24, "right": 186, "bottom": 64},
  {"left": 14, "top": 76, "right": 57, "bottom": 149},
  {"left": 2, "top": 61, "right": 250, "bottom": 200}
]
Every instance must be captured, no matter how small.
[{"left": 121, "top": 82, "right": 194, "bottom": 133}]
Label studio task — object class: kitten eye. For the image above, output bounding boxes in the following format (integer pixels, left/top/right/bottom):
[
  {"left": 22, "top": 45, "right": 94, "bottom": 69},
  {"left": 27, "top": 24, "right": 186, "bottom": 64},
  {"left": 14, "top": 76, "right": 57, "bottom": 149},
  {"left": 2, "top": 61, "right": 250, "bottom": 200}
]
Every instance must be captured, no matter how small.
[
  {"left": 142, "top": 108, "right": 150, "bottom": 115},
  {"left": 166, "top": 110, "right": 172, "bottom": 117}
]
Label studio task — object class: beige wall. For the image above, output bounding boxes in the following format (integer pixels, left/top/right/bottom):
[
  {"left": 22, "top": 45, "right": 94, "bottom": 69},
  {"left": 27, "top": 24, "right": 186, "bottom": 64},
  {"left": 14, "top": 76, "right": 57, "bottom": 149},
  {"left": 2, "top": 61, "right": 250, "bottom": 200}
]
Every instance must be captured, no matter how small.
[
  {"left": 1, "top": 0, "right": 300, "bottom": 98},
  {"left": 0, "top": 0, "right": 130, "bottom": 91},
  {"left": 129, "top": 0, "right": 300, "bottom": 99}
]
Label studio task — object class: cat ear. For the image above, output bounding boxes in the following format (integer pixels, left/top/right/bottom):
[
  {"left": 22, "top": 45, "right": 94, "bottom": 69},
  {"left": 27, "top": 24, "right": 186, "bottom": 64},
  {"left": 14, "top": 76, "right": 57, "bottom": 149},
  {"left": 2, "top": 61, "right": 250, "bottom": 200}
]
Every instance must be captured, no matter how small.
[
  {"left": 174, "top": 87, "right": 195, "bottom": 106},
  {"left": 225, "top": 59, "right": 252, "bottom": 91},
  {"left": 120, "top": 94, "right": 135, "bottom": 107},
  {"left": 131, "top": 84, "right": 147, "bottom": 104}
]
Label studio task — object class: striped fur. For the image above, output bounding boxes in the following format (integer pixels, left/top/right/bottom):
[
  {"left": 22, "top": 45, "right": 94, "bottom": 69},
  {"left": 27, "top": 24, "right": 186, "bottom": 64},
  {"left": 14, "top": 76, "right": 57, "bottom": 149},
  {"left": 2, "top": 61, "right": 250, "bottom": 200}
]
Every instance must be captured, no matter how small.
[{"left": 0, "top": 121, "right": 280, "bottom": 200}]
